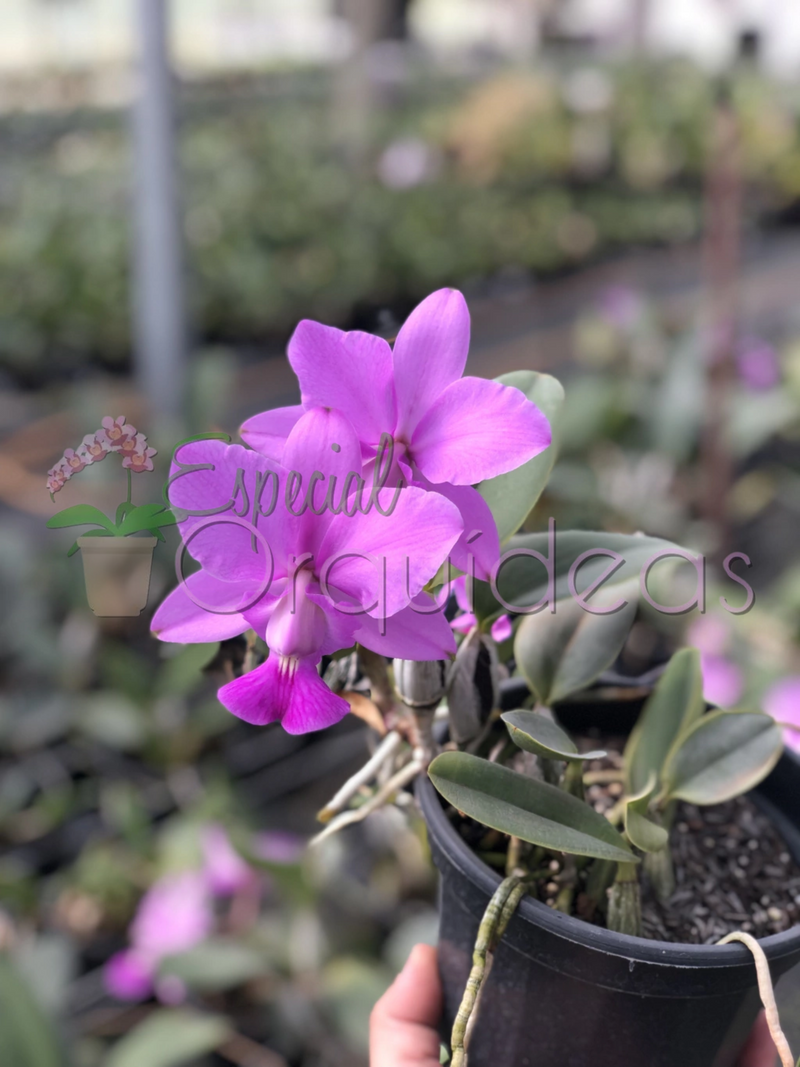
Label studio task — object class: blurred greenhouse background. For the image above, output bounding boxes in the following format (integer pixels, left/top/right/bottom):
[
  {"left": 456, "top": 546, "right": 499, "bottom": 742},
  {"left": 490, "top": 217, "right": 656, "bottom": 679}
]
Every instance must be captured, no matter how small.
[{"left": 2, "top": 0, "right": 800, "bottom": 1064}]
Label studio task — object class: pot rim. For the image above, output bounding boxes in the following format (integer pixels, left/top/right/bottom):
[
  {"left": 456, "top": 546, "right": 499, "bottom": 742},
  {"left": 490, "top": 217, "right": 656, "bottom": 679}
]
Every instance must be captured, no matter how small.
[
  {"left": 77, "top": 535, "right": 158, "bottom": 551},
  {"left": 416, "top": 764, "right": 800, "bottom": 971}
]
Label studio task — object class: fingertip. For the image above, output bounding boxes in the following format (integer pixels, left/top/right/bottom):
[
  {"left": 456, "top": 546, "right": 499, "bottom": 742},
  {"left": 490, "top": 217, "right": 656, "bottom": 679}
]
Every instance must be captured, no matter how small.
[{"left": 406, "top": 942, "right": 438, "bottom": 975}]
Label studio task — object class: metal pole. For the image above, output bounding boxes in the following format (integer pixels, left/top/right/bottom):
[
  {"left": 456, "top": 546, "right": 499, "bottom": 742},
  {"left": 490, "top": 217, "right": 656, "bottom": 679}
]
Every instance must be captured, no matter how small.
[{"left": 131, "top": 0, "right": 186, "bottom": 420}]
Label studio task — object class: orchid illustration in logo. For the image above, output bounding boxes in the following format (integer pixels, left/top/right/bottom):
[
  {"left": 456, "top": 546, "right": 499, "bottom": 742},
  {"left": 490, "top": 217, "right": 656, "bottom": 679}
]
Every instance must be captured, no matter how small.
[{"left": 46, "top": 416, "right": 174, "bottom": 553}]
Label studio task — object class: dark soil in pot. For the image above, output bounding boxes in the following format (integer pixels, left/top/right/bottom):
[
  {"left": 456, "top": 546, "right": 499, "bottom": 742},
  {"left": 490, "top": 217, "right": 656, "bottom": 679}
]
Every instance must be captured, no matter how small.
[{"left": 416, "top": 746, "right": 800, "bottom": 1067}]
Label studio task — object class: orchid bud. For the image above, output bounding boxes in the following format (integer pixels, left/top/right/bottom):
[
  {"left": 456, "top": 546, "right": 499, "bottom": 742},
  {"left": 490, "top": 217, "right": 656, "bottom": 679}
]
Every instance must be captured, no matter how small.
[
  {"left": 392, "top": 658, "right": 447, "bottom": 710},
  {"left": 446, "top": 627, "right": 500, "bottom": 745},
  {"left": 392, "top": 658, "right": 446, "bottom": 760}
]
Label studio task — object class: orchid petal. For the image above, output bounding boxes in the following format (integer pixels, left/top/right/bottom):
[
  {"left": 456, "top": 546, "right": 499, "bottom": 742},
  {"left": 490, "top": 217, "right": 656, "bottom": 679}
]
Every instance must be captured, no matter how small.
[
  {"left": 287, "top": 320, "right": 397, "bottom": 445},
  {"left": 355, "top": 595, "right": 457, "bottom": 659},
  {"left": 450, "top": 613, "right": 476, "bottom": 634},
  {"left": 764, "top": 676, "right": 800, "bottom": 751},
  {"left": 281, "top": 406, "right": 364, "bottom": 555},
  {"left": 317, "top": 485, "right": 462, "bottom": 618},
  {"left": 452, "top": 575, "right": 471, "bottom": 614},
  {"left": 131, "top": 871, "right": 212, "bottom": 958},
  {"left": 265, "top": 574, "right": 327, "bottom": 659},
  {"left": 282, "top": 406, "right": 363, "bottom": 494},
  {"left": 151, "top": 573, "right": 260, "bottom": 642},
  {"left": 104, "top": 950, "right": 153, "bottom": 1002},
  {"left": 699, "top": 654, "right": 744, "bottom": 709},
  {"left": 240, "top": 404, "right": 303, "bottom": 462},
  {"left": 392, "top": 289, "right": 470, "bottom": 436},
  {"left": 167, "top": 438, "right": 291, "bottom": 583},
  {"left": 218, "top": 654, "right": 349, "bottom": 734},
  {"left": 490, "top": 615, "right": 513, "bottom": 643},
  {"left": 202, "top": 825, "right": 255, "bottom": 895},
  {"left": 419, "top": 480, "right": 500, "bottom": 581},
  {"left": 411, "top": 376, "right": 551, "bottom": 485}
]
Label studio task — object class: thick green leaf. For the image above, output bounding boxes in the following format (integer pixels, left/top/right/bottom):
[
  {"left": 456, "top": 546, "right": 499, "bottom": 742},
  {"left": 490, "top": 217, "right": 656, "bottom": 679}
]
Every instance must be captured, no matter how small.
[
  {"left": 473, "top": 530, "right": 681, "bottom": 622},
  {"left": 106, "top": 1009, "right": 231, "bottom": 1067},
  {"left": 46, "top": 504, "right": 116, "bottom": 532},
  {"left": 158, "top": 940, "right": 267, "bottom": 992},
  {"left": 68, "top": 528, "right": 113, "bottom": 556},
  {"left": 0, "top": 954, "right": 63, "bottom": 1067},
  {"left": 502, "top": 709, "right": 605, "bottom": 761},
  {"left": 661, "top": 711, "right": 784, "bottom": 805},
  {"left": 116, "top": 501, "right": 136, "bottom": 525},
  {"left": 513, "top": 578, "right": 639, "bottom": 705},
  {"left": 477, "top": 371, "right": 564, "bottom": 543},
  {"left": 624, "top": 773, "right": 668, "bottom": 853},
  {"left": 428, "top": 751, "right": 636, "bottom": 863},
  {"left": 117, "top": 504, "right": 177, "bottom": 537},
  {"left": 624, "top": 648, "right": 705, "bottom": 796}
]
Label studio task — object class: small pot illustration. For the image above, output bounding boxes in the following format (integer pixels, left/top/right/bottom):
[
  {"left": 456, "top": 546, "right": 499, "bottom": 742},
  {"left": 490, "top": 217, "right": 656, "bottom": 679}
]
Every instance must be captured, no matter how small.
[
  {"left": 46, "top": 416, "right": 175, "bottom": 617},
  {"left": 77, "top": 535, "right": 158, "bottom": 617}
]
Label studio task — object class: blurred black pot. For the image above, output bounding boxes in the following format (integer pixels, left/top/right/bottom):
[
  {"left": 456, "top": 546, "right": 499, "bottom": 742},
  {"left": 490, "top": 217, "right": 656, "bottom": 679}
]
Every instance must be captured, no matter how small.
[{"left": 417, "top": 688, "right": 800, "bottom": 1067}]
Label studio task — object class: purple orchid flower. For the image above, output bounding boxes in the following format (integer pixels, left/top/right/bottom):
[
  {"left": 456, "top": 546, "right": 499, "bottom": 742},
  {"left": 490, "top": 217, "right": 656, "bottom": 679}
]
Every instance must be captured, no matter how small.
[
  {"left": 104, "top": 870, "right": 212, "bottom": 1002},
  {"left": 202, "top": 824, "right": 257, "bottom": 895},
  {"left": 450, "top": 576, "right": 512, "bottom": 643},
  {"left": 698, "top": 654, "right": 744, "bottom": 709},
  {"left": 152, "top": 407, "right": 462, "bottom": 734},
  {"left": 687, "top": 615, "right": 744, "bottom": 708},
  {"left": 764, "top": 676, "right": 800, "bottom": 753},
  {"left": 737, "top": 337, "right": 780, "bottom": 391},
  {"left": 239, "top": 289, "right": 551, "bottom": 578}
]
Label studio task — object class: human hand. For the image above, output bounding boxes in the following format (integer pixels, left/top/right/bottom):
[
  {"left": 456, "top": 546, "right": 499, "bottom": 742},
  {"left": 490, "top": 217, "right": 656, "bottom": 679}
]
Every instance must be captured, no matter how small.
[
  {"left": 370, "top": 944, "right": 442, "bottom": 1067},
  {"left": 735, "top": 1011, "right": 781, "bottom": 1067},
  {"left": 370, "top": 944, "right": 779, "bottom": 1067}
]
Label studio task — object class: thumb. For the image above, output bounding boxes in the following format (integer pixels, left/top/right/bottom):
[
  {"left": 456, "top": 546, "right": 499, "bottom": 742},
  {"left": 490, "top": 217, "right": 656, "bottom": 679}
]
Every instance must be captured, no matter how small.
[
  {"left": 735, "top": 1012, "right": 782, "bottom": 1067},
  {"left": 370, "top": 944, "right": 443, "bottom": 1067}
]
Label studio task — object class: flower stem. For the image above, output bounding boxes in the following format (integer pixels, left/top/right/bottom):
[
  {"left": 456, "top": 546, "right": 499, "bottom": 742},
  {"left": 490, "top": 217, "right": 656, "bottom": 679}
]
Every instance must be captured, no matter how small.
[
  {"left": 126, "top": 467, "right": 132, "bottom": 505},
  {"left": 450, "top": 874, "right": 530, "bottom": 1067}
]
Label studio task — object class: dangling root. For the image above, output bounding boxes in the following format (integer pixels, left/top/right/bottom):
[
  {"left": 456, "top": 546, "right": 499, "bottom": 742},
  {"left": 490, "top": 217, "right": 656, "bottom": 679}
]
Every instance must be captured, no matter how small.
[
  {"left": 716, "top": 931, "right": 794, "bottom": 1067},
  {"left": 308, "top": 758, "right": 423, "bottom": 847},
  {"left": 450, "top": 875, "right": 530, "bottom": 1067}
]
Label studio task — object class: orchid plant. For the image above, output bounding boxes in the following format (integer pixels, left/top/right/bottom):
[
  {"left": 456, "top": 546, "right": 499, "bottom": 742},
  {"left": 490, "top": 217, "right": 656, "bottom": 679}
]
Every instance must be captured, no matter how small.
[
  {"left": 46, "top": 416, "right": 176, "bottom": 554},
  {"left": 151, "top": 287, "right": 797, "bottom": 941}
]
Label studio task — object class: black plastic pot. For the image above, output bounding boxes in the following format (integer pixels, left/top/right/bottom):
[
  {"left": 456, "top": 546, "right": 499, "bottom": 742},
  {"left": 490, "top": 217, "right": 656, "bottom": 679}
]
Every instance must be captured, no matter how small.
[{"left": 417, "top": 745, "right": 800, "bottom": 1067}]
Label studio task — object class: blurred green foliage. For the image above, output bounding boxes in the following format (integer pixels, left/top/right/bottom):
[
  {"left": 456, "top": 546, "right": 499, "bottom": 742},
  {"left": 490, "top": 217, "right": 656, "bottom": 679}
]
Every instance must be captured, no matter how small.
[{"left": 5, "top": 58, "right": 800, "bottom": 377}]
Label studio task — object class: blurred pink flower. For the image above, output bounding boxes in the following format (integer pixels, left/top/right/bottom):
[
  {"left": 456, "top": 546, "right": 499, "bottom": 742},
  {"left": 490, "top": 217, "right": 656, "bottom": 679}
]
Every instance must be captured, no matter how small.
[
  {"left": 764, "top": 676, "right": 800, "bottom": 752},
  {"left": 202, "top": 825, "right": 256, "bottom": 895},
  {"left": 688, "top": 615, "right": 743, "bottom": 707},
  {"left": 102, "top": 415, "right": 137, "bottom": 449},
  {"left": 62, "top": 448, "right": 87, "bottom": 475},
  {"left": 699, "top": 653, "right": 744, "bottom": 709},
  {"left": 599, "top": 286, "right": 641, "bottom": 331},
  {"left": 450, "top": 576, "right": 512, "bottom": 643},
  {"left": 104, "top": 949, "right": 153, "bottom": 1001},
  {"left": 737, "top": 337, "right": 780, "bottom": 391},
  {"left": 79, "top": 431, "right": 112, "bottom": 462},
  {"left": 687, "top": 615, "right": 730, "bottom": 658},
  {"left": 253, "top": 831, "right": 305, "bottom": 865},
  {"left": 104, "top": 870, "right": 212, "bottom": 1003}
]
